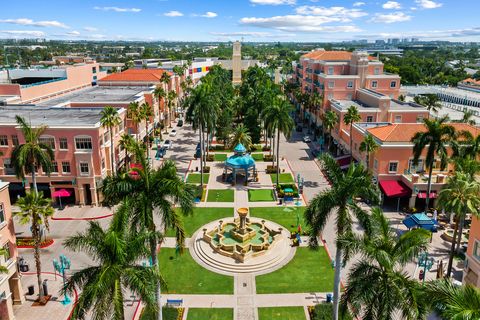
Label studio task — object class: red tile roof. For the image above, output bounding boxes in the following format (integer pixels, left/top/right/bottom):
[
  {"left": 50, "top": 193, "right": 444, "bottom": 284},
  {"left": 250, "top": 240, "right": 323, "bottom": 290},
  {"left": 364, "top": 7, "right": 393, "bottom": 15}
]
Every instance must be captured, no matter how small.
[
  {"left": 100, "top": 69, "right": 172, "bottom": 82},
  {"left": 302, "top": 50, "right": 377, "bottom": 61}
]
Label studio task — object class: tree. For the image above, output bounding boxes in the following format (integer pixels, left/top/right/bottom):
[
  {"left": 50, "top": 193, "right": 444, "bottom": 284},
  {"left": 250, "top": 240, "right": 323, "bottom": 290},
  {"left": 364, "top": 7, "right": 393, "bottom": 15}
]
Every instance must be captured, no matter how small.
[
  {"left": 414, "top": 94, "right": 442, "bottom": 113},
  {"left": 339, "top": 208, "right": 430, "bottom": 320},
  {"left": 304, "top": 154, "right": 380, "bottom": 320},
  {"left": 154, "top": 87, "right": 167, "bottom": 128},
  {"left": 119, "top": 133, "right": 135, "bottom": 169},
  {"left": 0, "top": 249, "right": 8, "bottom": 273},
  {"left": 310, "top": 92, "right": 323, "bottom": 139},
  {"left": 100, "top": 106, "right": 121, "bottom": 175},
  {"left": 230, "top": 124, "right": 252, "bottom": 150},
  {"left": 425, "top": 280, "right": 480, "bottom": 320},
  {"left": 101, "top": 144, "right": 194, "bottom": 320},
  {"left": 359, "top": 134, "right": 378, "bottom": 171},
  {"left": 64, "top": 200, "right": 163, "bottom": 320},
  {"left": 15, "top": 192, "right": 54, "bottom": 302},
  {"left": 438, "top": 172, "right": 480, "bottom": 277},
  {"left": 322, "top": 111, "right": 338, "bottom": 152},
  {"left": 140, "top": 102, "right": 153, "bottom": 149},
  {"left": 343, "top": 105, "right": 361, "bottom": 163},
  {"left": 160, "top": 72, "right": 172, "bottom": 126},
  {"left": 128, "top": 102, "right": 142, "bottom": 142},
  {"left": 411, "top": 116, "right": 455, "bottom": 212},
  {"left": 167, "top": 90, "right": 178, "bottom": 127},
  {"left": 11, "top": 116, "right": 54, "bottom": 194}
]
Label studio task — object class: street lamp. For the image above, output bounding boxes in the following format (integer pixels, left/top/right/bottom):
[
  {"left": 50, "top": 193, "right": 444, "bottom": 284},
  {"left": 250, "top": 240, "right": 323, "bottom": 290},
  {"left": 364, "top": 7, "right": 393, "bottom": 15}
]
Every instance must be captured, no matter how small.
[
  {"left": 417, "top": 251, "right": 434, "bottom": 284},
  {"left": 53, "top": 254, "right": 71, "bottom": 305}
]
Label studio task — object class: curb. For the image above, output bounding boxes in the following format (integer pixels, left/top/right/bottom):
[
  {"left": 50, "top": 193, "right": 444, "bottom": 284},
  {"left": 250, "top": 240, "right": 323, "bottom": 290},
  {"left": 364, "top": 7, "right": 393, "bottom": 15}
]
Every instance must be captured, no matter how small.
[{"left": 52, "top": 213, "right": 114, "bottom": 221}]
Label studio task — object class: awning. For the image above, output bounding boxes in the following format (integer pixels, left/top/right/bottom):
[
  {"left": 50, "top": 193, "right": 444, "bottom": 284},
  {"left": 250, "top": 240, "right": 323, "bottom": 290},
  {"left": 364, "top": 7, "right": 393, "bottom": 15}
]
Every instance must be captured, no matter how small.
[
  {"left": 403, "top": 213, "right": 436, "bottom": 231},
  {"left": 418, "top": 191, "right": 437, "bottom": 199},
  {"left": 379, "top": 180, "right": 411, "bottom": 198}
]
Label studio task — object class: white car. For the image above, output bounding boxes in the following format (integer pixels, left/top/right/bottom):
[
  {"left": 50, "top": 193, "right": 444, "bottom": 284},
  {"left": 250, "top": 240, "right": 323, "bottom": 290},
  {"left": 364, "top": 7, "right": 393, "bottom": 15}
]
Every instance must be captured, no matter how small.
[
  {"left": 163, "top": 140, "right": 172, "bottom": 149},
  {"left": 169, "top": 129, "right": 177, "bottom": 137},
  {"left": 303, "top": 135, "right": 312, "bottom": 143}
]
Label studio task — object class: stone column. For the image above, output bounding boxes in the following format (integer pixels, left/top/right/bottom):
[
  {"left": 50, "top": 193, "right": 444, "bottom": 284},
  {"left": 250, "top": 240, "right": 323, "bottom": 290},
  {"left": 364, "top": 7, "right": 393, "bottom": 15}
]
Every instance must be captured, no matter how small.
[
  {"left": 90, "top": 186, "right": 98, "bottom": 206},
  {"left": 9, "top": 273, "right": 25, "bottom": 304},
  {"left": 77, "top": 186, "right": 85, "bottom": 206}
]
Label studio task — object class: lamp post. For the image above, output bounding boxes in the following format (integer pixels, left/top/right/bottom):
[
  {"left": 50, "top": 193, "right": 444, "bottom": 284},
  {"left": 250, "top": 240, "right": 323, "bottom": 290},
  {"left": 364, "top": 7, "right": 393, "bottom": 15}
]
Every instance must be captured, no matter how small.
[
  {"left": 417, "top": 251, "right": 434, "bottom": 284},
  {"left": 53, "top": 254, "right": 71, "bottom": 305}
]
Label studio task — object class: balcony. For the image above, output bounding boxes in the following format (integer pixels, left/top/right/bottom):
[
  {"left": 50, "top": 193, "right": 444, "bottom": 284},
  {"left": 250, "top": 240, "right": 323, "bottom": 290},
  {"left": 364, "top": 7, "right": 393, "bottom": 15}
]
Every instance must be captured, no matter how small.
[
  {"left": 306, "top": 68, "right": 313, "bottom": 74},
  {"left": 297, "top": 64, "right": 303, "bottom": 69},
  {"left": 401, "top": 171, "right": 449, "bottom": 187},
  {"left": 314, "top": 70, "right": 322, "bottom": 75}
]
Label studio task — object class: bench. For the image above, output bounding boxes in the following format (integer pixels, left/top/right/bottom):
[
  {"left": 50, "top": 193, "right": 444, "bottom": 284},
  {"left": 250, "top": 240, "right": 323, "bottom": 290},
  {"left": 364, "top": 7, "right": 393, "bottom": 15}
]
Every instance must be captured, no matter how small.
[{"left": 166, "top": 299, "right": 183, "bottom": 307}]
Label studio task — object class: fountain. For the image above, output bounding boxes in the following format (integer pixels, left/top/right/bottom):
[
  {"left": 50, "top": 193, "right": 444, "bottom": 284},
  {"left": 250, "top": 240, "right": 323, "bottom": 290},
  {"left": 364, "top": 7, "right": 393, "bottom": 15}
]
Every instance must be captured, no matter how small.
[{"left": 202, "top": 208, "right": 283, "bottom": 262}]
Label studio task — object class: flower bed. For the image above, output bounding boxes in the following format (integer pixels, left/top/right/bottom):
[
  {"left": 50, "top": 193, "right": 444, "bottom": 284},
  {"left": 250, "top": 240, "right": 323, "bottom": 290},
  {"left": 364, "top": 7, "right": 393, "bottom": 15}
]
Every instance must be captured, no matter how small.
[
  {"left": 16, "top": 237, "right": 54, "bottom": 249},
  {"left": 276, "top": 184, "right": 299, "bottom": 198},
  {"left": 265, "top": 165, "right": 278, "bottom": 174}
]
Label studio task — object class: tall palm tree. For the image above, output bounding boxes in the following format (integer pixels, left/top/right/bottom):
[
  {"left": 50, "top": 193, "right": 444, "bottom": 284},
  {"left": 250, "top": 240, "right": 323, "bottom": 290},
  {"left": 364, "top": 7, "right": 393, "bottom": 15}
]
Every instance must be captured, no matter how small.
[
  {"left": 101, "top": 142, "right": 194, "bottom": 320},
  {"left": 304, "top": 154, "right": 380, "bottom": 320},
  {"left": 160, "top": 72, "right": 172, "bottom": 126},
  {"left": 230, "top": 124, "right": 252, "bottom": 151},
  {"left": 15, "top": 192, "right": 54, "bottom": 302},
  {"left": 338, "top": 208, "right": 430, "bottom": 320},
  {"left": 343, "top": 105, "right": 361, "bottom": 163},
  {"left": 454, "top": 109, "right": 476, "bottom": 126},
  {"left": 425, "top": 280, "right": 480, "bottom": 320},
  {"left": 100, "top": 106, "right": 121, "bottom": 175},
  {"left": 414, "top": 94, "right": 442, "bottom": 113},
  {"left": 310, "top": 92, "right": 323, "bottom": 139},
  {"left": 11, "top": 116, "right": 54, "bottom": 194},
  {"left": 438, "top": 172, "right": 480, "bottom": 277},
  {"left": 167, "top": 90, "right": 178, "bottom": 127},
  {"left": 359, "top": 134, "right": 378, "bottom": 171},
  {"left": 64, "top": 200, "right": 163, "bottom": 320},
  {"left": 154, "top": 86, "right": 167, "bottom": 127},
  {"left": 322, "top": 110, "right": 338, "bottom": 152},
  {"left": 140, "top": 102, "right": 153, "bottom": 149},
  {"left": 119, "top": 133, "right": 135, "bottom": 169},
  {"left": 128, "top": 101, "right": 142, "bottom": 142},
  {"left": 411, "top": 116, "right": 455, "bottom": 212}
]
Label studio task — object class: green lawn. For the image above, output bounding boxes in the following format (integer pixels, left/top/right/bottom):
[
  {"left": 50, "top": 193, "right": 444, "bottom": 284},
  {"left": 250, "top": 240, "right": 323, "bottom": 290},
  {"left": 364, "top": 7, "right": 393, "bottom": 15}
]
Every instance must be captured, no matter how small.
[
  {"left": 140, "top": 307, "right": 180, "bottom": 320},
  {"left": 248, "top": 189, "right": 275, "bottom": 202},
  {"left": 187, "top": 308, "right": 233, "bottom": 320},
  {"left": 159, "top": 248, "right": 233, "bottom": 294},
  {"left": 165, "top": 207, "right": 234, "bottom": 237},
  {"left": 207, "top": 189, "right": 234, "bottom": 202},
  {"left": 249, "top": 207, "right": 305, "bottom": 232},
  {"left": 270, "top": 173, "right": 295, "bottom": 184},
  {"left": 251, "top": 153, "right": 264, "bottom": 161},
  {"left": 214, "top": 153, "right": 228, "bottom": 161},
  {"left": 255, "top": 247, "right": 334, "bottom": 294},
  {"left": 186, "top": 173, "right": 210, "bottom": 184},
  {"left": 258, "top": 307, "right": 306, "bottom": 320}
]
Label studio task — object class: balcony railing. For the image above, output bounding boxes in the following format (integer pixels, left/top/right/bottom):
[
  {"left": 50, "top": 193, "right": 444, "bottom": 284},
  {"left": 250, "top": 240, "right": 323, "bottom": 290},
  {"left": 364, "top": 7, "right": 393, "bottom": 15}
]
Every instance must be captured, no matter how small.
[{"left": 314, "top": 69, "right": 322, "bottom": 75}]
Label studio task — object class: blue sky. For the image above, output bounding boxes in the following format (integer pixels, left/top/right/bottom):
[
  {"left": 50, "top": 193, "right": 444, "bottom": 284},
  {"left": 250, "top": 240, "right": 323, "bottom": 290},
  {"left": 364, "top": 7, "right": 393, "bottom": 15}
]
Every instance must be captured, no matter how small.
[{"left": 1, "top": 0, "right": 479, "bottom": 42}]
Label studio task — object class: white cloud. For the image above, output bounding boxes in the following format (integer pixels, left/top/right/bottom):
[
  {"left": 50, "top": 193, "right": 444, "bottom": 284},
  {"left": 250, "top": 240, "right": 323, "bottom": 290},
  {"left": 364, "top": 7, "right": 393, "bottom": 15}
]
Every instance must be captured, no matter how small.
[
  {"left": 164, "top": 11, "right": 184, "bottom": 17},
  {"left": 67, "top": 30, "right": 80, "bottom": 36},
  {"left": 83, "top": 26, "right": 98, "bottom": 32},
  {"left": 382, "top": 1, "right": 401, "bottom": 9},
  {"left": 295, "top": 6, "right": 368, "bottom": 19},
  {"left": 0, "top": 30, "right": 46, "bottom": 37},
  {"left": 93, "top": 6, "right": 141, "bottom": 13},
  {"left": 211, "top": 31, "right": 296, "bottom": 38},
  {"left": 201, "top": 12, "right": 218, "bottom": 18},
  {"left": 353, "top": 2, "right": 366, "bottom": 6},
  {"left": 250, "top": 0, "right": 296, "bottom": 5},
  {"left": 0, "top": 18, "right": 68, "bottom": 28},
  {"left": 415, "top": 0, "right": 442, "bottom": 9},
  {"left": 369, "top": 12, "right": 411, "bottom": 23}
]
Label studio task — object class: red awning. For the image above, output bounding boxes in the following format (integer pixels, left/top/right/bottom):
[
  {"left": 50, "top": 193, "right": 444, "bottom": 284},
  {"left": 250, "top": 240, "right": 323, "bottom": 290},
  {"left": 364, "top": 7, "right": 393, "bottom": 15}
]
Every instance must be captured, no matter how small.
[
  {"left": 417, "top": 191, "right": 437, "bottom": 199},
  {"left": 379, "top": 180, "right": 411, "bottom": 198}
]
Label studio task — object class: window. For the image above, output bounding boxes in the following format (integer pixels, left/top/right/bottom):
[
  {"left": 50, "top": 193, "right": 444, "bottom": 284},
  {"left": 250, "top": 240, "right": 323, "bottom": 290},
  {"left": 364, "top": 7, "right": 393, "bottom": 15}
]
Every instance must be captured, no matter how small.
[
  {"left": 101, "top": 158, "right": 105, "bottom": 170},
  {"left": 394, "top": 115, "right": 402, "bottom": 123},
  {"left": 354, "top": 143, "right": 358, "bottom": 151},
  {"left": 408, "top": 159, "right": 424, "bottom": 173},
  {"left": 416, "top": 115, "right": 424, "bottom": 123},
  {"left": 103, "top": 131, "right": 110, "bottom": 144},
  {"left": 59, "top": 137, "right": 68, "bottom": 150},
  {"left": 390, "top": 81, "right": 397, "bottom": 88},
  {"left": 347, "top": 81, "right": 353, "bottom": 89},
  {"left": 0, "top": 203, "right": 4, "bottom": 224},
  {"left": 39, "top": 136, "right": 55, "bottom": 150},
  {"left": 328, "top": 93, "right": 334, "bottom": 99},
  {"left": 374, "top": 159, "right": 378, "bottom": 170},
  {"left": 51, "top": 161, "right": 59, "bottom": 173},
  {"left": 0, "top": 135, "right": 7, "bottom": 146},
  {"left": 75, "top": 137, "right": 93, "bottom": 150},
  {"left": 62, "top": 161, "right": 71, "bottom": 174},
  {"left": 366, "top": 116, "right": 373, "bottom": 122},
  {"left": 92, "top": 66, "right": 97, "bottom": 74},
  {"left": 1, "top": 243, "right": 10, "bottom": 263},
  {"left": 11, "top": 135, "right": 18, "bottom": 147},
  {"left": 388, "top": 162, "right": 398, "bottom": 173},
  {"left": 374, "top": 68, "right": 380, "bottom": 75},
  {"left": 328, "top": 81, "right": 335, "bottom": 89},
  {"left": 328, "top": 67, "right": 334, "bottom": 75},
  {"left": 371, "top": 81, "right": 378, "bottom": 88},
  {"left": 3, "top": 159, "right": 14, "bottom": 175},
  {"left": 474, "top": 241, "right": 480, "bottom": 261},
  {"left": 80, "top": 162, "right": 89, "bottom": 175},
  {"left": 118, "top": 121, "right": 124, "bottom": 133}
]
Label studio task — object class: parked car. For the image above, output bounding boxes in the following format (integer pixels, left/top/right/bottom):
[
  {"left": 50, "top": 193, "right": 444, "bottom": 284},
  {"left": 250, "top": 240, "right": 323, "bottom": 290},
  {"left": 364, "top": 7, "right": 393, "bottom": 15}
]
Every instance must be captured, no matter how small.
[
  {"left": 296, "top": 125, "right": 303, "bottom": 132},
  {"left": 170, "top": 129, "right": 177, "bottom": 137},
  {"left": 155, "top": 147, "right": 167, "bottom": 159},
  {"left": 163, "top": 140, "right": 172, "bottom": 149},
  {"left": 303, "top": 135, "right": 312, "bottom": 143},
  {"left": 177, "top": 119, "right": 183, "bottom": 127}
]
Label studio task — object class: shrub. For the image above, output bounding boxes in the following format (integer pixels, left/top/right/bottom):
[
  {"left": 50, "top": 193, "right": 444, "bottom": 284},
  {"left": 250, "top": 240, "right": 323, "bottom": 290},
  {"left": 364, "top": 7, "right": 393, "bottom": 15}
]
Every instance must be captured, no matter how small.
[
  {"left": 205, "top": 154, "right": 214, "bottom": 162},
  {"left": 276, "top": 184, "right": 299, "bottom": 198},
  {"left": 203, "top": 166, "right": 210, "bottom": 173},
  {"left": 310, "top": 303, "right": 352, "bottom": 320},
  {"left": 264, "top": 155, "right": 274, "bottom": 162},
  {"left": 262, "top": 146, "right": 271, "bottom": 152},
  {"left": 265, "top": 165, "right": 277, "bottom": 174}
]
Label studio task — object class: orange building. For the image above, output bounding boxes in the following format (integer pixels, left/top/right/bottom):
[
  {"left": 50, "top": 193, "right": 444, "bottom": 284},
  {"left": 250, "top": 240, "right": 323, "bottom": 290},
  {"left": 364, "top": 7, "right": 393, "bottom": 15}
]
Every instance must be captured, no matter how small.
[{"left": 464, "top": 216, "right": 480, "bottom": 287}]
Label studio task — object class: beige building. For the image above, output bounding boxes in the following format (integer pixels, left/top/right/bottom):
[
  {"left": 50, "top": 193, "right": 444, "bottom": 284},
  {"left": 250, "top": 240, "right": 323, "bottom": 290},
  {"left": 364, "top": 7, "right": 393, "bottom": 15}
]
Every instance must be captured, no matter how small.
[{"left": 232, "top": 41, "right": 242, "bottom": 85}]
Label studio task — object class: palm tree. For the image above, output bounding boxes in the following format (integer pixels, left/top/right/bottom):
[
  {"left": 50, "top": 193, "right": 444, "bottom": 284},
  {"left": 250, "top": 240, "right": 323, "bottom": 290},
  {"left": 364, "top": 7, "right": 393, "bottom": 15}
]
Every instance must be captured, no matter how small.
[
  {"left": 338, "top": 208, "right": 430, "bottom": 320},
  {"left": 425, "top": 280, "right": 480, "bottom": 320},
  {"left": 343, "top": 105, "right": 361, "bottom": 163},
  {"left": 11, "top": 116, "right": 54, "bottom": 194},
  {"left": 359, "top": 134, "right": 378, "bottom": 171},
  {"left": 310, "top": 92, "right": 323, "bottom": 139},
  {"left": 128, "top": 101, "right": 142, "bottom": 142},
  {"left": 304, "top": 154, "right": 380, "bottom": 320},
  {"left": 0, "top": 249, "right": 9, "bottom": 273},
  {"left": 414, "top": 94, "right": 442, "bottom": 113},
  {"left": 119, "top": 133, "right": 135, "bottom": 169},
  {"left": 101, "top": 143, "right": 195, "bottom": 320},
  {"left": 64, "top": 200, "right": 163, "bottom": 320},
  {"left": 322, "top": 110, "right": 338, "bottom": 152},
  {"left": 160, "top": 72, "right": 172, "bottom": 126},
  {"left": 230, "top": 124, "right": 252, "bottom": 151},
  {"left": 15, "top": 192, "right": 54, "bottom": 302},
  {"left": 100, "top": 106, "right": 121, "bottom": 175},
  {"left": 455, "top": 109, "right": 476, "bottom": 125},
  {"left": 154, "top": 86, "right": 167, "bottom": 127},
  {"left": 167, "top": 90, "right": 178, "bottom": 127},
  {"left": 140, "top": 102, "right": 153, "bottom": 148},
  {"left": 438, "top": 172, "right": 480, "bottom": 277},
  {"left": 411, "top": 116, "right": 455, "bottom": 212}
]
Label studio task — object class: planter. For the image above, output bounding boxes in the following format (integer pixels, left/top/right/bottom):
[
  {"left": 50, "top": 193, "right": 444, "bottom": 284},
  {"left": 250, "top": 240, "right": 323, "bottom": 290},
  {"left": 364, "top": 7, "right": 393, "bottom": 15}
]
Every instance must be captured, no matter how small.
[{"left": 17, "top": 237, "right": 54, "bottom": 249}]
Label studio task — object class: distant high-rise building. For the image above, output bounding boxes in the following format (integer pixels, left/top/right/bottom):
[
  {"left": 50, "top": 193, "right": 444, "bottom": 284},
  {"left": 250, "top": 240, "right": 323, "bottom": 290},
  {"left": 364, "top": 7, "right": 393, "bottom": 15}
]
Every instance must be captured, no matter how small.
[
  {"left": 375, "top": 40, "right": 386, "bottom": 46},
  {"left": 232, "top": 41, "right": 242, "bottom": 85}
]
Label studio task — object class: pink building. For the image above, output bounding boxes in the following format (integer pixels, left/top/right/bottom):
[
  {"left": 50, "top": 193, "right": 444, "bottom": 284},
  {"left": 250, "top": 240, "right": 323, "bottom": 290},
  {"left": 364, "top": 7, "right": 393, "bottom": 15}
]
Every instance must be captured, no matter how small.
[
  {"left": 0, "top": 105, "right": 127, "bottom": 206},
  {"left": 464, "top": 216, "right": 480, "bottom": 287},
  {"left": 0, "top": 181, "right": 23, "bottom": 320}
]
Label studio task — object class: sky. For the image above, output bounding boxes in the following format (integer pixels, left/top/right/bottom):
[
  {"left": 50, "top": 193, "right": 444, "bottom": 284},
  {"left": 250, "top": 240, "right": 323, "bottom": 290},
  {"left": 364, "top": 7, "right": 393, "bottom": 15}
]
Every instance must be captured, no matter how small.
[{"left": 1, "top": 0, "right": 479, "bottom": 42}]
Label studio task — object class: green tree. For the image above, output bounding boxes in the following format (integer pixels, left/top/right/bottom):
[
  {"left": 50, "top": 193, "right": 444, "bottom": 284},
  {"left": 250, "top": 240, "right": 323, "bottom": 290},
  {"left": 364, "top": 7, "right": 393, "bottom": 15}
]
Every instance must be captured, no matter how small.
[
  {"left": 304, "top": 154, "right": 380, "bottom": 320},
  {"left": 310, "top": 92, "right": 323, "bottom": 139},
  {"left": 411, "top": 116, "right": 455, "bottom": 211},
  {"left": 0, "top": 249, "right": 8, "bottom": 273},
  {"left": 343, "top": 105, "right": 362, "bottom": 163},
  {"left": 128, "top": 101, "right": 142, "bottom": 142},
  {"left": 167, "top": 90, "right": 178, "bottom": 128},
  {"left": 230, "top": 124, "right": 252, "bottom": 150},
  {"left": 322, "top": 111, "right": 338, "bottom": 152},
  {"left": 154, "top": 87, "right": 167, "bottom": 128},
  {"left": 338, "top": 208, "right": 430, "bottom": 320},
  {"left": 15, "top": 192, "right": 54, "bottom": 302},
  {"left": 359, "top": 134, "right": 378, "bottom": 172},
  {"left": 119, "top": 133, "right": 135, "bottom": 169},
  {"left": 100, "top": 106, "right": 121, "bottom": 175},
  {"left": 11, "top": 116, "right": 54, "bottom": 194},
  {"left": 64, "top": 200, "right": 163, "bottom": 320},
  {"left": 140, "top": 102, "right": 153, "bottom": 149},
  {"left": 414, "top": 94, "right": 442, "bottom": 113}
]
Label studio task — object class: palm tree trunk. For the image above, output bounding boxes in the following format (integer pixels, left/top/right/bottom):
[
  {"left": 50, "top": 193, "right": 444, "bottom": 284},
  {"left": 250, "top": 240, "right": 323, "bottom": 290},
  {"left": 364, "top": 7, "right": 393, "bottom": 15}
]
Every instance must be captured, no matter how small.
[
  {"left": 32, "top": 220, "right": 44, "bottom": 300},
  {"left": 200, "top": 126, "right": 204, "bottom": 188},
  {"left": 332, "top": 246, "right": 343, "bottom": 320},
  {"left": 150, "top": 237, "right": 162, "bottom": 320},
  {"left": 349, "top": 124, "right": 353, "bottom": 164},
  {"left": 276, "top": 128, "right": 280, "bottom": 187},
  {"left": 110, "top": 127, "right": 115, "bottom": 175},
  {"left": 425, "top": 165, "right": 434, "bottom": 212},
  {"left": 31, "top": 163, "right": 38, "bottom": 195},
  {"left": 329, "top": 129, "right": 333, "bottom": 152},
  {"left": 446, "top": 217, "right": 459, "bottom": 278},
  {"left": 455, "top": 215, "right": 465, "bottom": 254},
  {"left": 272, "top": 129, "right": 276, "bottom": 166}
]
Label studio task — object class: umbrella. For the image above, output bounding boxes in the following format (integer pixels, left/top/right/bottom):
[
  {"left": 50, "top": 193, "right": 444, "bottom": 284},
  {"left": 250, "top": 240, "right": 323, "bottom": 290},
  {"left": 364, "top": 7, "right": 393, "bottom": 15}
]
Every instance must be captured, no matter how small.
[{"left": 53, "top": 189, "right": 71, "bottom": 209}]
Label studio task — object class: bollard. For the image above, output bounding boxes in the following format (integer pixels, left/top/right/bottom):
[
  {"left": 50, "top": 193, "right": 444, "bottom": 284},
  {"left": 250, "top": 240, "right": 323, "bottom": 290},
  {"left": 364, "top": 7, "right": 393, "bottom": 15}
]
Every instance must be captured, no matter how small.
[{"left": 43, "top": 279, "right": 48, "bottom": 296}]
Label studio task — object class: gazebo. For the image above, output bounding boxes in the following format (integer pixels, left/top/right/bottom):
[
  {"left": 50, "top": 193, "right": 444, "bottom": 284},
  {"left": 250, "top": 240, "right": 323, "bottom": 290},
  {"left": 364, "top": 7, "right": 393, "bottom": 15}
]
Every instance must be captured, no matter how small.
[{"left": 224, "top": 143, "right": 257, "bottom": 185}]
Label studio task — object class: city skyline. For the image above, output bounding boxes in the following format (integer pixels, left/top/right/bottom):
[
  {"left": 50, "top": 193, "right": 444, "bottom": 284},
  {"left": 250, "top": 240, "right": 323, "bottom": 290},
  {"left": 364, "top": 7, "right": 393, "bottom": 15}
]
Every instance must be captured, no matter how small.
[{"left": 0, "top": 0, "right": 479, "bottom": 42}]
